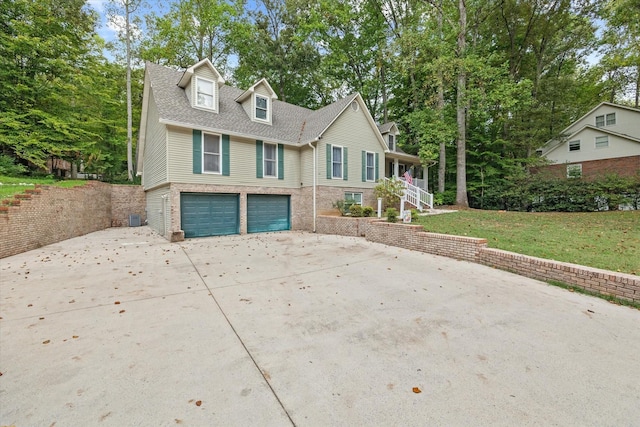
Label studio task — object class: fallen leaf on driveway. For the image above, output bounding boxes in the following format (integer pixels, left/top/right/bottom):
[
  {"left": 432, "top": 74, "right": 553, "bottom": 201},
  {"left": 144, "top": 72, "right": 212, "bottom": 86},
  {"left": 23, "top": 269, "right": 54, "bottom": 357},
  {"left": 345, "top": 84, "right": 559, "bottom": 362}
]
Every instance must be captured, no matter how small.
[
  {"left": 195, "top": 400, "right": 202, "bottom": 407},
  {"left": 412, "top": 387, "right": 422, "bottom": 393},
  {"left": 42, "top": 340, "right": 50, "bottom": 344}
]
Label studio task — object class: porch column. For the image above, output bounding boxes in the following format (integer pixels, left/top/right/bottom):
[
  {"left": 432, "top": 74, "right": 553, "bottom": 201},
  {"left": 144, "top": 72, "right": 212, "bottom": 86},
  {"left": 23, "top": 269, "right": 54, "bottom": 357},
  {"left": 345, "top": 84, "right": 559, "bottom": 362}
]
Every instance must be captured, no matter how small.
[{"left": 394, "top": 159, "right": 399, "bottom": 177}]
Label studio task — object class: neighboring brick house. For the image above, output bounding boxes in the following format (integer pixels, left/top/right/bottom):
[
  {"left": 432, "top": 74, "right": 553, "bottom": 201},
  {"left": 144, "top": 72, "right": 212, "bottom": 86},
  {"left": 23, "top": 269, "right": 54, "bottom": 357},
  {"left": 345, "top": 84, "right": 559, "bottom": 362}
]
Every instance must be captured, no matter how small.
[
  {"left": 136, "top": 59, "right": 421, "bottom": 241},
  {"left": 536, "top": 102, "right": 640, "bottom": 179}
]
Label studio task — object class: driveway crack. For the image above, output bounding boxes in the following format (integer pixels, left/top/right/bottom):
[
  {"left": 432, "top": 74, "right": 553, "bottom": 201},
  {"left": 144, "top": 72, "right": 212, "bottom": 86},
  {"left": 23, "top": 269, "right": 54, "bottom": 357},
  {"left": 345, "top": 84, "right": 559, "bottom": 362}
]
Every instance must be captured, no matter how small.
[{"left": 180, "top": 246, "right": 296, "bottom": 426}]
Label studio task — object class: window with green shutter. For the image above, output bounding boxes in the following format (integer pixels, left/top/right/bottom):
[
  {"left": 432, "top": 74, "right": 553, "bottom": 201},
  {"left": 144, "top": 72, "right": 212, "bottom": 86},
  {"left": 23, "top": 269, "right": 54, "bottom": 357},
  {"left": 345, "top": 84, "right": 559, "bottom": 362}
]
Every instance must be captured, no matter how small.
[{"left": 194, "top": 130, "right": 229, "bottom": 175}]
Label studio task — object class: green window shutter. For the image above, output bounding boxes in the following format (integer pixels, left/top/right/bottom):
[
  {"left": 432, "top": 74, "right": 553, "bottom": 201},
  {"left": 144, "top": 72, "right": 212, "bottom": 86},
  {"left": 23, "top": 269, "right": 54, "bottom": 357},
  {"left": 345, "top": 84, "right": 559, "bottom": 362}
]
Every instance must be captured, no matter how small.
[
  {"left": 192, "top": 130, "right": 202, "bottom": 174},
  {"left": 375, "top": 152, "right": 379, "bottom": 180},
  {"left": 326, "top": 143, "right": 332, "bottom": 179},
  {"left": 278, "top": 144, "right": 284, "bottom": 180},
  {"left": 361, "top": 151, "right": 366, "bottom": 182},
  {"left": 343, "top": 147, "right": 348, "bottom": 180},
  {"left": 256, "top": 140, "right": 263, "bottom": 178},
  {"left": 222, "top": 134, "right": 230, "bottom": 176}
]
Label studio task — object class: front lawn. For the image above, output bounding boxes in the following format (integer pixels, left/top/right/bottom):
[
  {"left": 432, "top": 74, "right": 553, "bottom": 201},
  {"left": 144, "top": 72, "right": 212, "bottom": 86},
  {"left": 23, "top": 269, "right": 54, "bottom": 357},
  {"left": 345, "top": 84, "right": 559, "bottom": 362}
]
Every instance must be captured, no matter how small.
[{"left": 413, "top": 210, "right": 640, "bottom": 276}]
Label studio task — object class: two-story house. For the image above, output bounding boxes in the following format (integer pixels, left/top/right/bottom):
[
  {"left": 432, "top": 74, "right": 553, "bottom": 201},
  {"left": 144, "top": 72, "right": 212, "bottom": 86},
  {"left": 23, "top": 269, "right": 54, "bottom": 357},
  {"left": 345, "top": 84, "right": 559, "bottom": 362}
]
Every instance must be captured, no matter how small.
[
  {"left": 136, "top": 59, "right": 423, "bottom": 241},
  {"left": 537, "top": 102, "right": 640, "bottom": 179}
]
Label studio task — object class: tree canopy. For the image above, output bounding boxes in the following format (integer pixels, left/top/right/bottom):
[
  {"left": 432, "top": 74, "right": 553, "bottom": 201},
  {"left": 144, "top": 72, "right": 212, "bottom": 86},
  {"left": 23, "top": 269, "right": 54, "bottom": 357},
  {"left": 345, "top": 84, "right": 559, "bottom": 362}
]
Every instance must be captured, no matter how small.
[{"left": 1, "top": 0, "right": 636, "bottom": 202}]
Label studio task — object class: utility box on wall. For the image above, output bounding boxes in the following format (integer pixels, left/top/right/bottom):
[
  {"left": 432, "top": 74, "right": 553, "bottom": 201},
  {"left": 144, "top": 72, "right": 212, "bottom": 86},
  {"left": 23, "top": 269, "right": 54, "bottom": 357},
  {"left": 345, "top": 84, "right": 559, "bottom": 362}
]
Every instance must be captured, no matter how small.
[{"left": 129, "top": 214, "right": 141, "bottom": 227}]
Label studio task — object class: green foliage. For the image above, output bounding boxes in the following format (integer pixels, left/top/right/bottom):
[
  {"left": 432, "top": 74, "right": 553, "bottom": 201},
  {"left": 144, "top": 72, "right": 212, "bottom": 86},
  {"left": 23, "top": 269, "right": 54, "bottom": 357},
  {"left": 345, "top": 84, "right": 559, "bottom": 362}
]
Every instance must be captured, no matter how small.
[
  {"left": 0, "top": 155, "right": 27, "bottom": 175},
  {"left": 385, "top": 208, "right": 398, "bottom": 223},
  {"left": 374, "top": 178, "right": 403, "bottom": 210},
  {"left": 349, "top": 204, "right": 364, "bottom": 217},
  {"left": 333, "top": 198, "right": 357, "bottom": 216},
  {"left": 362, "top": 206, "right": 374, "bottom": 217},
  {"left": 474, "top": 172, "right": 640, "bottom": 212}
]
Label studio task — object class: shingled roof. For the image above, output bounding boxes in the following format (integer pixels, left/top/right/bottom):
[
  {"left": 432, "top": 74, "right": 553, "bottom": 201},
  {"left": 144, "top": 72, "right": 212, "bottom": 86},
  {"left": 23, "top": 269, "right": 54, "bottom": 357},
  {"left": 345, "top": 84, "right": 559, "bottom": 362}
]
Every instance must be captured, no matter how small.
[{"left": 145, "top": 62, "right": 365, "bottom": 146}]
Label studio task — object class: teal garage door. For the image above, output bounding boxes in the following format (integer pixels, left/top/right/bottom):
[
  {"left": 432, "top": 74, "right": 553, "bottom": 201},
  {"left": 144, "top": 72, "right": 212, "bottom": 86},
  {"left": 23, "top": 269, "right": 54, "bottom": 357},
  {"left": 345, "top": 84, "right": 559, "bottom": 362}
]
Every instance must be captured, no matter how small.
[
  {"left": 180, "top": 193, "right": 239, "bottom": 238},
  {"left": 247, "top": 195, "right": 290, "bottom": 233}
]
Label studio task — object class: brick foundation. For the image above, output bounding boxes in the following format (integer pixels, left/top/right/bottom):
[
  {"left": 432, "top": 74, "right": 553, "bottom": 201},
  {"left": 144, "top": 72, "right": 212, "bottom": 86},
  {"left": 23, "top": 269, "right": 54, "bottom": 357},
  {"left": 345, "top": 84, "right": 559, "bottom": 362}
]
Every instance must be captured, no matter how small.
[
  {"left": 0, "top": 183, "right": 145, "bottom": 259},
  {"left": 536, "top": 155, "right": 640, "bottom": 179}
]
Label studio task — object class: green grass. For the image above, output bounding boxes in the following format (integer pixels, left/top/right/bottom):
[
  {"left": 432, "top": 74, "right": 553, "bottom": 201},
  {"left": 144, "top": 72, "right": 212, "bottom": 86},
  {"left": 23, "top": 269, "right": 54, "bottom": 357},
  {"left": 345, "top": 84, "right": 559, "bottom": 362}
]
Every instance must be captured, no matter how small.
[
  {"left": 413, "top": 210, "right": 640, "bottom": 276},
  {"left": 0, "top": 175, "right": 87, "bottom": 200}
]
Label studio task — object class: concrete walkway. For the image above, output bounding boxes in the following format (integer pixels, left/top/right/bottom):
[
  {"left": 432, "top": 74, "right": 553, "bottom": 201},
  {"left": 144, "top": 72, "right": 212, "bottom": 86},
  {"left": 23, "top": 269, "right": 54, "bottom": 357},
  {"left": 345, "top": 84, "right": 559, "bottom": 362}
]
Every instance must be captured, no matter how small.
[{"left": 1, "top": 227, "right": 639, "bottom": 426}]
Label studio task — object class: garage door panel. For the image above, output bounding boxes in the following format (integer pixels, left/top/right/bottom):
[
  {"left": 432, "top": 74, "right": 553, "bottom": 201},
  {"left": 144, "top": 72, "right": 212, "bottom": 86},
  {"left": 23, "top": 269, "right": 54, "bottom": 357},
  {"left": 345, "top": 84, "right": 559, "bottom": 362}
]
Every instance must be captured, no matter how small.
[
  {"left": 247, "top": 195, "right": 290, "bottom": 233},
  {"left": 181, "top": 193, "right": 239, "bottom": 238}
]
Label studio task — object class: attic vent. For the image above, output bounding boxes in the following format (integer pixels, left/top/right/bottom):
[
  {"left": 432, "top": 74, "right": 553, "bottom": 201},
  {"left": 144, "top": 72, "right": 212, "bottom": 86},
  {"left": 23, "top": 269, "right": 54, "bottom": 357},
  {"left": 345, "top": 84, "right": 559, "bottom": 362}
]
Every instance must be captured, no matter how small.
[{"left": 351, "top": 101, "right": 359, "bottom": 111}]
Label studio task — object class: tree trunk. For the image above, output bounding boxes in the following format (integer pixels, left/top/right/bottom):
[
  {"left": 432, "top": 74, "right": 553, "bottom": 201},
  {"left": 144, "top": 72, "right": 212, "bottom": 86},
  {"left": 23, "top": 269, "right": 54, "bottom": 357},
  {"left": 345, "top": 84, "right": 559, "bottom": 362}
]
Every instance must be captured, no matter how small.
[
  {"left": 126, "top": 0, "right": 133, "bottom": 181},
  {"left": 456, "top": 0, "right": 468, "bottom": 207},
  {"left": 437, "top": 0, "right": 446, "bottom": 193}
]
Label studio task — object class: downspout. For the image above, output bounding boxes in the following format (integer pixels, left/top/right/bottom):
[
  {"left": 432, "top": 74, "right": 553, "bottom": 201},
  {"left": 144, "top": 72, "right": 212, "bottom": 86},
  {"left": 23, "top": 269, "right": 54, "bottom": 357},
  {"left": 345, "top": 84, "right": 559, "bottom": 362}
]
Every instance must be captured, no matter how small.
[{"left": 308, "top": 139, "right": 318, "bottom": 232}]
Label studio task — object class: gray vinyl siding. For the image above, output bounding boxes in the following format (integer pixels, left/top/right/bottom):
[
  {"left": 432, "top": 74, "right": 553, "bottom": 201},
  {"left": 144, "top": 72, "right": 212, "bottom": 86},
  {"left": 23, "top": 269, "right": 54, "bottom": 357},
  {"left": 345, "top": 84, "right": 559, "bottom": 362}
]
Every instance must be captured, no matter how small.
[
  {"left": 142, "top": 90, "right": 168, "bottom": 190},
  {"left": 317, "top": 105, "right": 383, "bottom": 188},
  {"left": 167, "top": 126, "right": 301, "bottom": 188},
  {"left": 145, "top": 185, "right": 170, "bottom": 237},
  {"left": 300, "top": 145, "right": 316, "bottom": 187}
]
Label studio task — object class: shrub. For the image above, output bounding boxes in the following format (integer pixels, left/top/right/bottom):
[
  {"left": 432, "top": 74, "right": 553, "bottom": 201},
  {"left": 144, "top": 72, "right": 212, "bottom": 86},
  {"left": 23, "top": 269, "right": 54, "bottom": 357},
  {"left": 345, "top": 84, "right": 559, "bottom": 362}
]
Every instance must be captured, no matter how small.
[
  {"left": 0, "top": 154, "right": 27, "bottom": 176},
  {"left": 332, "top": 199, "right": 350, "bottom": 216},
  {"left": 385, "top": 207, "right": 398, "bottom": 223},
  {"left": 374, "top": 178, "right": 403, "bottom": 210},
  {"left": 362, "top": 206, "right": 374, "bottom": 217},
  {"left": 349, "top": 204, "right": 364, "bottom": 217}
]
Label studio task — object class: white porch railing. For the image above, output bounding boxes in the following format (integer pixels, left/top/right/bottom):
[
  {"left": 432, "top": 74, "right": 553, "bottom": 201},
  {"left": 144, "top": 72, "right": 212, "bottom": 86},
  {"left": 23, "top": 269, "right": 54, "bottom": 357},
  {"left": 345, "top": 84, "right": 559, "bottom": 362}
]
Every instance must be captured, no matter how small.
[{"left": 382, "top": 177, "right": 434, "bottom": 211}]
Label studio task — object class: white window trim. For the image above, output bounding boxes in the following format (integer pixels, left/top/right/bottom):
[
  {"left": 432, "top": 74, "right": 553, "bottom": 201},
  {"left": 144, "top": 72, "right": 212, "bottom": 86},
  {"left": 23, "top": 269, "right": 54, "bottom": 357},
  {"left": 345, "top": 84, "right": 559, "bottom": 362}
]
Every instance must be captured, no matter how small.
[
  {"left": 606, "top": 112, "right": 616, "bottom": 126},
  {"left": 344, "top": 192, "right": 363, "bottom": 205},
  {"left": 595, "top": 135, "right": 609, "bottom": 149},
  {"left": 263, "top": 142, "right": 278, "bottom": 178},
  {"left": 194, "top": 76, "right": 216, "bottom": 111},
  {"left": 365, "top": 151, "right": 375, "bottom": 182},
  {"left": 568, "top": 140, "right": 580, "bottom": 152},
  {"left": 332, "top": 145, "right": 344, "bottom": 179},
  {"left": 202, "top": 132, "right": 222, "bottom": 174},
  {"left": 567, "top": 164, "right": 582, "bottom": 178},
  {"left": 255, "top": 94, "right": 269, "bottom": 122}
]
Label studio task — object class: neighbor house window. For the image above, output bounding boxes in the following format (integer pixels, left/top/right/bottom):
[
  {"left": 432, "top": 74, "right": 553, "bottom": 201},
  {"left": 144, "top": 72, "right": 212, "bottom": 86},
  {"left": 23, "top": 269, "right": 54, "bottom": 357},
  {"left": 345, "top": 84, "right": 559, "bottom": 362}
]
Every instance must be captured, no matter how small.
[
  {"left": 567, "top": 164, "right": 582, "bottom": 178},
  {"left": 388, "top": 134, "right": 395, "bottom": 151},
  {"left": 195, "top": 77, "right": 214, "bottom": 110},
  {"left": 203, "top": 133, "right": 221, "bottom": 173},
  {"left": 595, "top": 135, "right": 609, "bottom": 148},
  {"left": 606, "top": 113, "right": 616, "bottom": 125},
  {"left": 263, "top": 142, "right": 277, "bottom": 177},
  {"left": 366, "top": 151, "right": 375, "bottom": 181},
  {"left": 332, "top": 145, "right": 344, "bottom": 179},
  {"left": 595, "top": 115, "right": 605, "bottom": 127},
  {"left": 344, "top": 192, "right": 363, "bottom": 205},
  {"left": 255, "top": 95, "right": 268, "bottom": 121},
  {"left": 569, "top": 140, "right": 580, "bottom": 151}
]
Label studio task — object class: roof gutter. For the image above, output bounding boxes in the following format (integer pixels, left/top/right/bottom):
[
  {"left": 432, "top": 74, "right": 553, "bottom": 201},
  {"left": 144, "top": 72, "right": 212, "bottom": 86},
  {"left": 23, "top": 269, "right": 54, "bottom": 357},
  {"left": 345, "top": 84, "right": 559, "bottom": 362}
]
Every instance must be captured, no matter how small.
[{"left": 308, "top": 139, "right": 318, "bottom": 232}]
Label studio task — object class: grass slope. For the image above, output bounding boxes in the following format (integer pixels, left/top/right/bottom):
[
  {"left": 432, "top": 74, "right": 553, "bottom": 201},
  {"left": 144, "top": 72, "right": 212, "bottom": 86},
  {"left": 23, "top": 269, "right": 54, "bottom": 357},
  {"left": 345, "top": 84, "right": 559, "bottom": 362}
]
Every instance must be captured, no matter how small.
[
  {"left": 0, "top": 175, "right": 87, "bottom": 200},
  {"left": 414, "top": 210, "right": 640, "bottom": 276}
]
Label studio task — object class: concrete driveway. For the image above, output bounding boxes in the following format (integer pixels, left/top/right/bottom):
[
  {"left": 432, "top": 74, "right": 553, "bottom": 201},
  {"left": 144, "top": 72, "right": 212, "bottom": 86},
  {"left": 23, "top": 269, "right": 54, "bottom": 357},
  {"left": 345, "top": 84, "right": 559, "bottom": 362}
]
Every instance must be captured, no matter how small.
[{"left": 1, "top": 227, "right": 639, "bottom": 426}]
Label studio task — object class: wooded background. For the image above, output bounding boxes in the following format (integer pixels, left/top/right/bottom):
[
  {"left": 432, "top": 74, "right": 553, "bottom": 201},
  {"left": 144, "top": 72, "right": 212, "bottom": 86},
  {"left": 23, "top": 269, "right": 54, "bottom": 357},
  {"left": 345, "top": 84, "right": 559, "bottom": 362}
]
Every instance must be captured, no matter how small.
[{"left": 1, "top": 0, "right": 638, "bottom": 207}]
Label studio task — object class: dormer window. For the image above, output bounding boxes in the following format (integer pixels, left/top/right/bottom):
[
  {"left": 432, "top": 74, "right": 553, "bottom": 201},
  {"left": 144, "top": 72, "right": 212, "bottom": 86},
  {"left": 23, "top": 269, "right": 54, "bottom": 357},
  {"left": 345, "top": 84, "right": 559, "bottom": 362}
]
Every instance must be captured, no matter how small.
[
  {"left": 195, "top": 77, "right": 215, "bottom": 110},
  {"left": 255, "top": 95, "right": 269, "bottom": 121},
  {"left": 388, "top": 134, "right": 395, "bottom": 151}
]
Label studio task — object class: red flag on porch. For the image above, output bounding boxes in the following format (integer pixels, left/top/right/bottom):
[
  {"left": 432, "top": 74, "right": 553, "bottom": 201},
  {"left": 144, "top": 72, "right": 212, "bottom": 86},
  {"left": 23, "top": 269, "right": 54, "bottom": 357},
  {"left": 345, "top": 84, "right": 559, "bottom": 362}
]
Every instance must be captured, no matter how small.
[{"left": 403, "top": 171, "right": 413, "bottom": 185}]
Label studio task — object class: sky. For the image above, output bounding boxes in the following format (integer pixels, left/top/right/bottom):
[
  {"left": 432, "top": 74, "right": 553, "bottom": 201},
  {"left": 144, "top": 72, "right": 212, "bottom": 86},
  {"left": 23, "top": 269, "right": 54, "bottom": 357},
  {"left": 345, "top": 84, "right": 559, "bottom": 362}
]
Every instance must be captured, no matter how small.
[{"left": 86, "top": 0, "right": 169, "bottom": 45}]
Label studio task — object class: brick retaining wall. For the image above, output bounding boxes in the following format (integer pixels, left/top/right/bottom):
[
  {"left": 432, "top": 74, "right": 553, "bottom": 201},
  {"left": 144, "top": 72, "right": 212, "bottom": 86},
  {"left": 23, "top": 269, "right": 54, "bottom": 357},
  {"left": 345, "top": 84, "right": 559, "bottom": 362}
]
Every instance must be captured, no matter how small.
[
  {"left": 317, "top": 215, "right": 639, "bottom": 303},
  {"left": 0, "top": 183, "right": 145, "bottom": 259},
  {"left": 477, "top": 248, "right": 640, "bottom": 303}
]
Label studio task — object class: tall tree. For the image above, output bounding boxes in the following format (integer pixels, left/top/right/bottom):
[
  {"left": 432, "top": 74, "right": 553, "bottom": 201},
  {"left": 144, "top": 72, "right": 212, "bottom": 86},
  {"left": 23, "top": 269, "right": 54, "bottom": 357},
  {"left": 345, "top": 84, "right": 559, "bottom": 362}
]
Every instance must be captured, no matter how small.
[
  {"left": 599, "top": 0, "right": 640, "bottom": 106},
  {"left": 141, "top": 0, "right": 244, "bottom": 71},
  {"left": 0, "top": 0, "right": 102, "bottom": 171}
]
